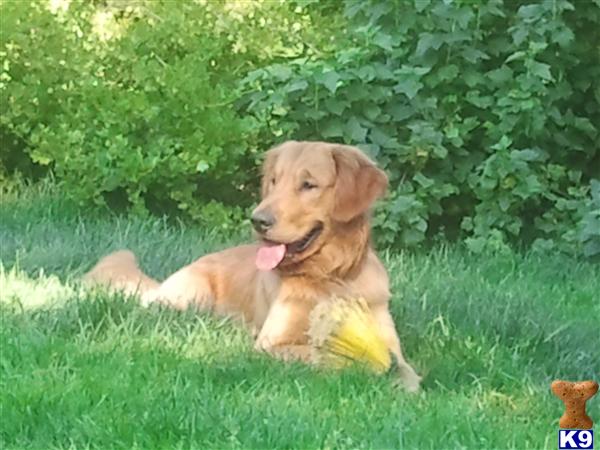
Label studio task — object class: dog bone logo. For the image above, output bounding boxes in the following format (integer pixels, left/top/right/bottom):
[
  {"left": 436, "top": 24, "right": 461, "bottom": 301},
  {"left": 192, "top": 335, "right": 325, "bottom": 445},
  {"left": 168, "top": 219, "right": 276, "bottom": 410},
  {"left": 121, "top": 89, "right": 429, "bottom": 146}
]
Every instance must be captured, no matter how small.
[{"left": 551, "top": 380, "right": 599, "bottom": 429}]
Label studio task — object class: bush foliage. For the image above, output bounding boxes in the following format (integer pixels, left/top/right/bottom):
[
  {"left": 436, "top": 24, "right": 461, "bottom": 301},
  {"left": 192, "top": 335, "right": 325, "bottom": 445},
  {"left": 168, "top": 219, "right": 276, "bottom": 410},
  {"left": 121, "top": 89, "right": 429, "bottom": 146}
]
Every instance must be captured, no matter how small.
[
  {"left": 1, "top": 0, "right": 599, "bottom": 255},
  {"left": 1, "top": 0, "right": 333, "bottom": 226}
]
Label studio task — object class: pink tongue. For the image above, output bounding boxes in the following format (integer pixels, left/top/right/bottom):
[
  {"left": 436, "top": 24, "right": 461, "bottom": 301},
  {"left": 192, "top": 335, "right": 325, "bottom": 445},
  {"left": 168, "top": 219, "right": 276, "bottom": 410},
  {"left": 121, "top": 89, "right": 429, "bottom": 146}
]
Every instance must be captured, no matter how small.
[{"left": 256, "top": 244, "right": 286, "bottom": 271}]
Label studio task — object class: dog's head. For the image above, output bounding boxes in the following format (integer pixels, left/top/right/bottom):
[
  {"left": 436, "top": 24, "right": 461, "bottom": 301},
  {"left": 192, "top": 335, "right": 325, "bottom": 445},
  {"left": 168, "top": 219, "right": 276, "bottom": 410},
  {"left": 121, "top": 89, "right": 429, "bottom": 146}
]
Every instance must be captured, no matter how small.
[{"left": 252, "top": 141, "right": 388, "bottom": 271}]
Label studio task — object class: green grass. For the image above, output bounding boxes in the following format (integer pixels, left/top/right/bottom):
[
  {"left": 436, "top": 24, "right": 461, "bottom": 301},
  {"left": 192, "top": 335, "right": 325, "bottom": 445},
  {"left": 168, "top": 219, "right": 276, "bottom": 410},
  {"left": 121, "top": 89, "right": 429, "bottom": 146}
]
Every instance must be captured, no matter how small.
[{"left": 1, "top": 184, "right": 599, "bottom": 450}]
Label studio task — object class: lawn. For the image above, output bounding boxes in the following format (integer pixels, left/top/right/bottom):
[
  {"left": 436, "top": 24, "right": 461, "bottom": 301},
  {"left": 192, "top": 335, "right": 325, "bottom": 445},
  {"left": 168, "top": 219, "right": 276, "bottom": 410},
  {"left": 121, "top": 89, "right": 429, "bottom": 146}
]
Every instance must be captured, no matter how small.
[{"left": 1, "top": 184, "right": 599, "bottom": 450}]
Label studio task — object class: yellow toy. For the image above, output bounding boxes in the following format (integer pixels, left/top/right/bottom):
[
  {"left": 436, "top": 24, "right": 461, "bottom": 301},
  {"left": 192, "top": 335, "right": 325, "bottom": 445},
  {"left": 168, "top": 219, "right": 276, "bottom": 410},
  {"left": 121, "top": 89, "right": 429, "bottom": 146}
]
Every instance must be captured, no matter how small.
[{"left": 308, "top": 297, "right": 392, "bottom": 374}]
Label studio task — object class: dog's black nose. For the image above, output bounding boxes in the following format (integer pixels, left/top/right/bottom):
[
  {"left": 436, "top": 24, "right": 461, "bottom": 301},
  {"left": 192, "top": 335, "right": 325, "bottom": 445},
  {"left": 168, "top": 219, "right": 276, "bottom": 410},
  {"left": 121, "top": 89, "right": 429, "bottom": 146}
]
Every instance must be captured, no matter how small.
[{"left": 251, "top": 210, "right": 275, "bottom": 233}]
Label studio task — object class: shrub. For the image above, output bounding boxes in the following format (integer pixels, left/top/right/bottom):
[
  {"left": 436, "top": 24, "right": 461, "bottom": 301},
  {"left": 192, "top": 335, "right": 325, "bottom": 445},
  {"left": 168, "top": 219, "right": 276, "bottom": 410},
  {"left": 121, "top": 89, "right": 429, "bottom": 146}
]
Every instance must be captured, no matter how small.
[
  {"left": 2, "top": 0, "right": 598, "bottom": 256},
  {"left": 238, "top": 0, "right": 600, "bottom": 255},
  {"left": 0, "top": 0, "right": 336, "bottom": 224}
]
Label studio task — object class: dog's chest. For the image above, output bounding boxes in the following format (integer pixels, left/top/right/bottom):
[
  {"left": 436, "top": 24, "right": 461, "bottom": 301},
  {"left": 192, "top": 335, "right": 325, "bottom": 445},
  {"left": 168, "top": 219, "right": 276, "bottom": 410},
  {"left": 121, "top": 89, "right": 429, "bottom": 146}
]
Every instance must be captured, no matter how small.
[{"left": 253, "top": 270, "right": 281, "bottom": 328}]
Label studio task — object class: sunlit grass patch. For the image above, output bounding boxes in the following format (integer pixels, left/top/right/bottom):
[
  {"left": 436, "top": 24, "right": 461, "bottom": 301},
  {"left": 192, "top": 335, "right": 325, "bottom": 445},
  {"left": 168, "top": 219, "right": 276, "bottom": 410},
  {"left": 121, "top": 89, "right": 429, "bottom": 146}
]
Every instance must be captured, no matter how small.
[{"left": 0, "top": 265, "right": 76, "bottom": 310}]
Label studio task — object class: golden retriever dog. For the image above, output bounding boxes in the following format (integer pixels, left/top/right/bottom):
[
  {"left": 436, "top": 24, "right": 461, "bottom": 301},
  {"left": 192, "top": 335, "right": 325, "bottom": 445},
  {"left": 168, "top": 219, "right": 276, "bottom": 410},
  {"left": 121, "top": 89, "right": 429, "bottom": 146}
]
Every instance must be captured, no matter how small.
[{"left": 85, "top": 141, "right": 421, "bottom": 391}]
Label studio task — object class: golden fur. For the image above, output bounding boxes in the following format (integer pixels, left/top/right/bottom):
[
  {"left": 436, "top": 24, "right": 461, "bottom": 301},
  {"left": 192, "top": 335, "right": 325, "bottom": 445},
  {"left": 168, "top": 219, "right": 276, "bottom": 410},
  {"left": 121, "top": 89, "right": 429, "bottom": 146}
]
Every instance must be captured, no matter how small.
[{"left": 85, "top": 141, "right": 421, "bottom": 391}]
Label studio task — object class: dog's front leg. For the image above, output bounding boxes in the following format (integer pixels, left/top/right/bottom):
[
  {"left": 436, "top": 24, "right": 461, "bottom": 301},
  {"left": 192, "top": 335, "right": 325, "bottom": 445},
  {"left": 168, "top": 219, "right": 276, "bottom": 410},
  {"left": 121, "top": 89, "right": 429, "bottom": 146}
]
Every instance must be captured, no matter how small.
[
  {"left": 370, "top": 304, "right": 421, "bottom": 392},
  {"left": 143, "top": 264, "right": 215, "bottom": 311},
  {"left": 254, "top": 295, "right": 314, "bottom": 364}
]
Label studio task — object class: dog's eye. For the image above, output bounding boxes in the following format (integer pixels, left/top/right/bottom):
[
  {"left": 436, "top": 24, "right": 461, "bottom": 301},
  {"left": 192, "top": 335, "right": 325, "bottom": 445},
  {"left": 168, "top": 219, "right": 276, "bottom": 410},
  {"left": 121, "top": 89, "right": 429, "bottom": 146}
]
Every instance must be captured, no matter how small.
[{"left": 301, "top": 180, "right": 317, "bottom": 191}]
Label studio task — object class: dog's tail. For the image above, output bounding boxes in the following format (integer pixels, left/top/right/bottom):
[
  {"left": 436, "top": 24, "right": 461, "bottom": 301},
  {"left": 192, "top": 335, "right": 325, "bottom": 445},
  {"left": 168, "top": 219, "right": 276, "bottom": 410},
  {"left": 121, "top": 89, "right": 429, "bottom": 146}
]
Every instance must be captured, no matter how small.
[{"left": 83, "top": 250, "right": 159, "bottom": 297}]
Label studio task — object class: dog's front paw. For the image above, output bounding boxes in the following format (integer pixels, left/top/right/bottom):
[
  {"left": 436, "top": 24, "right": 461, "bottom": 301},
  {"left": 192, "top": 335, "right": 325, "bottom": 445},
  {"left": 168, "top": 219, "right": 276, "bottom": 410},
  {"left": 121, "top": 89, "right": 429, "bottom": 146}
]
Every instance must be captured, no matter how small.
[
  {"left": 398, "top": 374, "right": 421, "bottom": 393},
  {"left": 393, "top": 364, "right": 422, "bottom": 393},
  {"left": 140, "top": 290, "right": 159, "bottom": 308},
  {"left": 254, "top": 337, "right": 312, "bottom": 363},
  {"left": 254, "top": 335, "right": 273, "bottom": 354}
]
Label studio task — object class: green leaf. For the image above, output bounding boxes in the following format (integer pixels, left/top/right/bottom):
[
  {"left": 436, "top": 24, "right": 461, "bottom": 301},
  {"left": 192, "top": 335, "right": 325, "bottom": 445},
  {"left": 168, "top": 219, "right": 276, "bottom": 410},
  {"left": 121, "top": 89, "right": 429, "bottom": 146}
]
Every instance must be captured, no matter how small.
[
  {"left": 552, "top": 27, "right": 575, "bottom": 47},
  {"left": 391, "top": 195, "right": 417, "bottom": 214},
  {"left": 487, "top": 66, "right": 513, "bottom": 83},
  {"left": 394, "top": 79, "right": 424, "bottom": 99},
  {"left": 355, "top": 66, "right": 377, "bottom": 82},
  {"left": 323, "top": 98, "right": 348, "bottom": 116},
  {"left": 414, "top": 172, "right": 434, "bottom": 189},
  {"left": 432, "top": 4, "right": 474, "bottom": 28},
  {"left": 30, "top": 152, "right": 52, "bottom": 165},
  {"left": 369, "top": 127, "right": 392, "bottom": 147},
  {"left": 372, "top": 62, "right": 395, "bottom": 80},
  {"left": 505, "top": 50, "right": 526, "bottom": 63},
  {"left": 461, "top": 217, "right": 473, "bottom": 232},
  {"left": 510, "top": 148, "right": 543, "bottom": 161},
  {"left": 573, "top": 117, "right": 597, "bottom": 138},
  {"left": 402, "top": 228, "right": 425, "bottom": 246},
  {"left": 481, "top": 177, "right": 498, "bottom": 190},
  {"left": 286, "top": 79, "right": 308, "bottom": 93},
  {"left": 321, "top": 118, "right": 345, "bottom": 138},
  {"left": 373, "top": 32, "right": 393, "bottom": 51},
  {"left": 416, "top": 33, "right": 444, "bottom": 55},
  {"left": 492, "top": 135, "right": 512, "bottom": 151},
  {"left": 357, "top": 143, "right": 380, "bottom": 158},
  {"left": 363, "top": 104, "right": 382, "bottom": 122},
  {"left": 345, "top": 117, "right": 367, "bottom": 142},
  {"left": 437, "top": 64, "right": 459, "bottom": 82},
  {"left": 529, "top": 61, "right": 553, "bottom": 81},
  {"left": 461, "top": 48, "right": 490, "bottom": 63},
  {"left": 269, "top": 65, "right": 293, "bottom": 80},
  {"left": 463, "top": 69, "right": 485, "bottom": 87},
  {"left": 432, "top": 145, "right": 448, "bottom": 159},
  {"left": 315, "top": 70, "right": 340, "bottom": 94},
  {"left": 413, "top": 217, "right": 428, "bottom": 233},
  {"left": 466, "top": 90, "right": 493, "bottom": 109},
  {"left": 387, "top": 104, "right": 414, "bottom": 121},
  {"left": 517, "top": 4, "right": 545, "bottom": 21},
  {"left": 414, "top": 0, "right": 431, "bottom": 12}
]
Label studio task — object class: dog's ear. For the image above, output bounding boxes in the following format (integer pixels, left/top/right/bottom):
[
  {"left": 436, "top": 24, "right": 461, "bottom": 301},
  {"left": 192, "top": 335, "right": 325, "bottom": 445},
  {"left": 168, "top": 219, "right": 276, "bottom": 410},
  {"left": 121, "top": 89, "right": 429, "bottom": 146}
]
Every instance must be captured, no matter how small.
[
  {"left": 261, "top": 146, "right": 281, "bottom": 198},
  {"left": 331, "top": 145, "right": 388, "bottom": 222}
]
